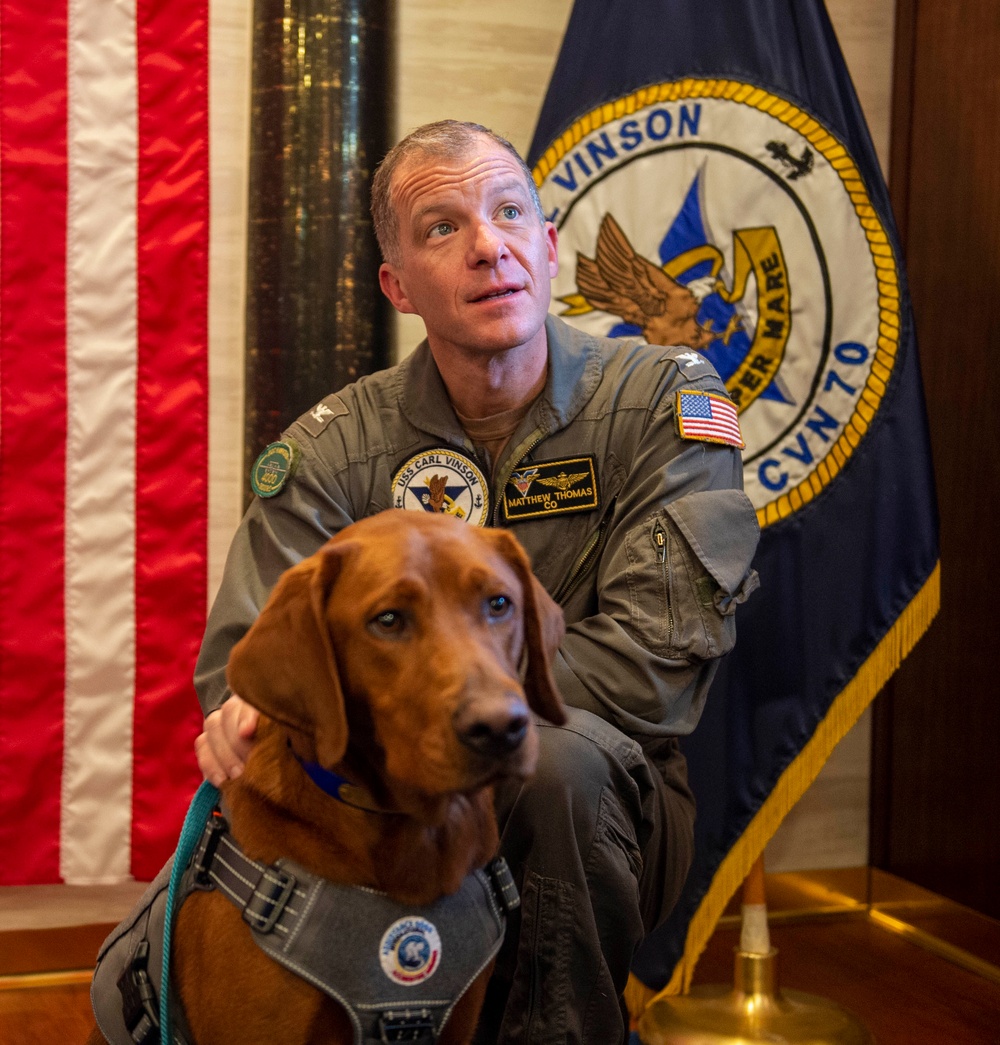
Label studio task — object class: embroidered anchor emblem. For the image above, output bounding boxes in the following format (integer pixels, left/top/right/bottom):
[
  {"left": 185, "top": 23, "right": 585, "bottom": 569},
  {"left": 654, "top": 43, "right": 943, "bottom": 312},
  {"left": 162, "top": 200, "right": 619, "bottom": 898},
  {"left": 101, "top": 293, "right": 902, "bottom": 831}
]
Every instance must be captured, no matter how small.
[{"left": 766, "top": 140, "right": 814, "bottom": 180}]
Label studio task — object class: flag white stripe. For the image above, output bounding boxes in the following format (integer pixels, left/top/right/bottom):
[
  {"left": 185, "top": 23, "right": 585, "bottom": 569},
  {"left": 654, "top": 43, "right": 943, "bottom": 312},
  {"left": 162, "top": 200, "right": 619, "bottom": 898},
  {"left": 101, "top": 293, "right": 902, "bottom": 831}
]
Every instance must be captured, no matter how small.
[{"left": 61, "top": 0, "right": 139, "bottom": 883}]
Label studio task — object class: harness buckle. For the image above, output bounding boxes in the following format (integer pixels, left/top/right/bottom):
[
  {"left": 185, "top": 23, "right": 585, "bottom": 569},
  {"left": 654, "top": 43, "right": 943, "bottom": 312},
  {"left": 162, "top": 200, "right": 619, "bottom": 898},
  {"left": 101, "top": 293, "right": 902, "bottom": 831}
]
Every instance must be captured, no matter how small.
[
  {"left": 487, "top": 856, "right": 520, "bottom": 914},
  {"left": 191, "top": 812, "right": 226, "bottom": 888},
  {"left": 116, "top": 939, "right": 161, "bottom": 1045},
  {"left": 378, "top": 1008, "right": 436, "bottom": 1043},
  {"left": 242, "top": 865, "right": 297, "bottom": 934}
]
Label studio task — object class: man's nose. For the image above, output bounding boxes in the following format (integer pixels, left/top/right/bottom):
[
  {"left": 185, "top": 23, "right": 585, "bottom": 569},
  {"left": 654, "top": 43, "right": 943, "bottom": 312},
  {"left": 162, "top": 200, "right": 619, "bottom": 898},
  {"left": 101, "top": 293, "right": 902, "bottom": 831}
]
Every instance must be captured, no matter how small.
[{"left": 469, "top": 222, "right": 507, "bottom": 266}]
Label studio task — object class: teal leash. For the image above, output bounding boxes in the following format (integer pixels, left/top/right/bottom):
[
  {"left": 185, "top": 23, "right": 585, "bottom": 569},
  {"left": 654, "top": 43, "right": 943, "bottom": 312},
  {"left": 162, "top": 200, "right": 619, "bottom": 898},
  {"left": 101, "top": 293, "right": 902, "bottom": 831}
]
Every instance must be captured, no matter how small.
[{"left": 159, "top": 779, "right": 220, "bottom": 1044}]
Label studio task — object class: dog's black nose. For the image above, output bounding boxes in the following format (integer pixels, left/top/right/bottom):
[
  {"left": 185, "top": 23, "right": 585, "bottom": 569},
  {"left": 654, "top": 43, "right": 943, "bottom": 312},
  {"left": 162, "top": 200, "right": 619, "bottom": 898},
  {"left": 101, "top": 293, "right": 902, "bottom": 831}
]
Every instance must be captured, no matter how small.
[{"left": 455, "top": 699, "right": 530, "bottom": 756}]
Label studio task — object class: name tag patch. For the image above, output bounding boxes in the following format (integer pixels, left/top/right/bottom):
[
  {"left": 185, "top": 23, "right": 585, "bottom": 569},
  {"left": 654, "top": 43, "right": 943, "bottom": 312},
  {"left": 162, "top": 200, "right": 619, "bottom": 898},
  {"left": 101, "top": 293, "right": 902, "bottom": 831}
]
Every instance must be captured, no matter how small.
[{"left": 502, "top": 456, "right": 599, "bottom": 521}]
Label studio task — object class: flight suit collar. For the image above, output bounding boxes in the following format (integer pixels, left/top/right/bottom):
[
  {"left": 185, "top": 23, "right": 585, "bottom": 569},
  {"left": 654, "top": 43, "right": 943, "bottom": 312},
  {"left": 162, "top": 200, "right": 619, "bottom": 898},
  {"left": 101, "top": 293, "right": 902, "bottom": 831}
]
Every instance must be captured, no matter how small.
[{"left": 396, "top": 315, "right": 604, "bottom": 443}]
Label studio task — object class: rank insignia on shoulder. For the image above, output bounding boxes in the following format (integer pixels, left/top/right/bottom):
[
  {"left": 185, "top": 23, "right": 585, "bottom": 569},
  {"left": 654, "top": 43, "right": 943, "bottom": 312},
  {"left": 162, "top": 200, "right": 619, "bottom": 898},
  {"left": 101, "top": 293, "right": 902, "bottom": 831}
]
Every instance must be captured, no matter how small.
[
  {"left": 251, "top": 440, "right": 300, "bottom": 498},
  {"left": 675, "top": 390, "right": 745, "bottom": 449},
  {"left": 502, "top": 456, "right": 599, "bottom": 521},
  {"left": 299, "top": 394, "right": 348, "bottom": 438}
]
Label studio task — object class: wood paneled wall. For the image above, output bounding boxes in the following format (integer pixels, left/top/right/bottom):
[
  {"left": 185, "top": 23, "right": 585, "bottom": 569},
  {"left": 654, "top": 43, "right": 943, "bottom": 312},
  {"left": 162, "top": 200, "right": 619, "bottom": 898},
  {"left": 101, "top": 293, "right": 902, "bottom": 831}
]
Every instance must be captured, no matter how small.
[{"left": 872, "top": 0, "right": 1000, "bottom": 919}]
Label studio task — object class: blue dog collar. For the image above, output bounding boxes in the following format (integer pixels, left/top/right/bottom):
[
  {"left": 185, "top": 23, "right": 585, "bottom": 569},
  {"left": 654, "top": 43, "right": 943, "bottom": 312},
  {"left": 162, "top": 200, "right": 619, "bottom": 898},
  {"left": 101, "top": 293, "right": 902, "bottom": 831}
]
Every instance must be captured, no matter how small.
[{"left": 294, "top": 753, "right": 398, "bottom": 814}]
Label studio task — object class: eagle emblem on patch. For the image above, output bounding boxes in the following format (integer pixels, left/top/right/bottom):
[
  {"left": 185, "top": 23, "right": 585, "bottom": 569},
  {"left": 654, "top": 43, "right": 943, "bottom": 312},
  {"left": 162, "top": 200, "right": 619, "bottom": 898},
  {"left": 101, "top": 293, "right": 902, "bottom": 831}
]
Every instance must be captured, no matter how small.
[
  {"left": 298, "top": 393, "right": 348, "bottom": 437},
  {"left": 391, "top": 449, "right": 490, "bottom": 526}
]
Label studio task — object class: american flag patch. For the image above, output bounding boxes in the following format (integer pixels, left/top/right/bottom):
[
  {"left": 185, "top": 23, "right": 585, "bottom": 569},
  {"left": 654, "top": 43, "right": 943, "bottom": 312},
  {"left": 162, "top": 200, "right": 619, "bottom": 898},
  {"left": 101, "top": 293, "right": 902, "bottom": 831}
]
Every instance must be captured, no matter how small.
[{"left": 676, "top": 390, "right": 745, "bottom": 449}]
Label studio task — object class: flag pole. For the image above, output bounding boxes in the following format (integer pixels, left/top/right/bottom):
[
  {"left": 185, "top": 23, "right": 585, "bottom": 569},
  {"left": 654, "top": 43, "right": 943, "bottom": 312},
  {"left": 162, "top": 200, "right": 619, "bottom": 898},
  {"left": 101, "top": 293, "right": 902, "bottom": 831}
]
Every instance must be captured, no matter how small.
[{"left": 636, "top": 856, "right": 876, "bottom": 1044}]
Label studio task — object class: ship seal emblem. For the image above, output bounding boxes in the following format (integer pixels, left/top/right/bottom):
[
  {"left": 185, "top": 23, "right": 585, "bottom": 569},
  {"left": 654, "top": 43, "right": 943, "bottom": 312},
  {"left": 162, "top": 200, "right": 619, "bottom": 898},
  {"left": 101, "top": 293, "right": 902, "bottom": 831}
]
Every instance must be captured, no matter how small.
[
  {"left": 533, "top": 79, "right": 902, "bottom": 528},
  {"left": 391, "top": 449, "right": 490, "bottom": 526}
]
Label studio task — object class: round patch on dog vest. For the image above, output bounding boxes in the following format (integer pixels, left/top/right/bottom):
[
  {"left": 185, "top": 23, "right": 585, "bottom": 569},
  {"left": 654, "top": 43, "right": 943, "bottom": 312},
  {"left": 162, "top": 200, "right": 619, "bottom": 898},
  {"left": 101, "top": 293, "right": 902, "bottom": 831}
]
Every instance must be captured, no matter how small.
[
  {"left": 251, "top": 440, "right": 299, "bottom": 498},
  {"left": 379, "top": 917, "right": 442, "bottom": 986},
  {"left": 391, "top": 449, "right": 489, "bottom": 525}
]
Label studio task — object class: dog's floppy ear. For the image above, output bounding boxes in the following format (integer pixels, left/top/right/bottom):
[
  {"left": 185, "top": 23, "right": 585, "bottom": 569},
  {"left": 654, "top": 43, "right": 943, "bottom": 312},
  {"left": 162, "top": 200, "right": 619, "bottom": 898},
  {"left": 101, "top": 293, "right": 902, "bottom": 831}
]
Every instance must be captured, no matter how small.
[
  {"left": 227, "top": 542, "right": 350, "bottom": 766},
  {"left": 488, "top": 529, "right": 567, "bottom": 725}
]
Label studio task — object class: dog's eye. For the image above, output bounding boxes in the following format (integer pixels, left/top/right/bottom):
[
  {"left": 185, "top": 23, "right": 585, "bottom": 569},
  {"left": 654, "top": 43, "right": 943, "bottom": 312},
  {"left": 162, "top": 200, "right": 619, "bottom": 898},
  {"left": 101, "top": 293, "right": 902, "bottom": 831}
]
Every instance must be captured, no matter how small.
[
  {"left": 487, "top": 595, "right": 514, "bottom": 620},
  {"left": 371, "top": 610, "right": 405, "bottom": 633}
]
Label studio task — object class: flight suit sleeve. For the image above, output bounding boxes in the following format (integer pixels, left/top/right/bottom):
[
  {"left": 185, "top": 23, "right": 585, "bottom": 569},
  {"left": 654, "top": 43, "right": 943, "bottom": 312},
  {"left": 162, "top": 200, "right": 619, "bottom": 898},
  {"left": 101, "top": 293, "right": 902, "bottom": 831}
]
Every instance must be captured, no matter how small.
[{"left": 550, "top": 371, "right": 760, "bottom": 744}]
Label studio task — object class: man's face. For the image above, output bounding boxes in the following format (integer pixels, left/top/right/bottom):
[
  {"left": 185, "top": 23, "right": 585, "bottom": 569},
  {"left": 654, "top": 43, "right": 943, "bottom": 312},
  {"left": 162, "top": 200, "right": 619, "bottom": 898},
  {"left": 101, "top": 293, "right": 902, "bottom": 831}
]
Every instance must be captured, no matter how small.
[{"left": 378, "top": 138, "right": 559, "bottom": 361}]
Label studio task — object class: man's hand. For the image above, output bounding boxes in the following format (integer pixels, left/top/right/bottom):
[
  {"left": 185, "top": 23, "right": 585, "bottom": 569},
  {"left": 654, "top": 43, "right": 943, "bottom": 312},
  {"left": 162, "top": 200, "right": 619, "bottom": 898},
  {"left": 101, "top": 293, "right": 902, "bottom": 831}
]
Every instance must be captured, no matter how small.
[{"left": 195, "top": 695, "right": 259, "bottom": 786}]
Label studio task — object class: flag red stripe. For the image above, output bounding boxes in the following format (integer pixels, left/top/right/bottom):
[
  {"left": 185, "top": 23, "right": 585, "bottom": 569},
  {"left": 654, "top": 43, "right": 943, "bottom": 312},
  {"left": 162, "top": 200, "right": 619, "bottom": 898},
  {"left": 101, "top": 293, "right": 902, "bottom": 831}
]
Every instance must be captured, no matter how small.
[
  {"left": 0, "top": 4, "right": 68, "bottom": 883},
  {"left": 131, "top": 0, "right": 209, "bottom": 877}
]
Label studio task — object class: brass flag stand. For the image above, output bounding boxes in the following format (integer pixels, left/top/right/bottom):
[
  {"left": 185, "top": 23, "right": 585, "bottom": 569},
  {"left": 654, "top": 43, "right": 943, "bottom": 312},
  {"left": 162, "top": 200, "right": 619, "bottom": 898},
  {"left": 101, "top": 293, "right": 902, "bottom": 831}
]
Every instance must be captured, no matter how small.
[{"left": 638, "top": 858, "right": 876, "bottom": 1045}]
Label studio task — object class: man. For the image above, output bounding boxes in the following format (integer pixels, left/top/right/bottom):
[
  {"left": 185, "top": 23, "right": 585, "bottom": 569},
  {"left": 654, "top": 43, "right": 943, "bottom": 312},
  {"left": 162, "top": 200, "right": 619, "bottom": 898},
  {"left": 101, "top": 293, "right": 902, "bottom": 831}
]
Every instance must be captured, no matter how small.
[{"left": 195, "top": 120, "right": 759, "bottom": 1043}]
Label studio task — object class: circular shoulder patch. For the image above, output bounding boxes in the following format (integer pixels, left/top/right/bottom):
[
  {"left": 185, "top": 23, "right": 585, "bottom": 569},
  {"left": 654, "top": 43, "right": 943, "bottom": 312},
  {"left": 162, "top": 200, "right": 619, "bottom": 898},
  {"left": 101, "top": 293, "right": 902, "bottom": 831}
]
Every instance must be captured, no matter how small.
[
  {"left": 391, "top": 449, "right": 490, "bottom": 526},
  {"left": 251, "top": 440, "right": 299, "bottom": 498},
  {"left": 379, "top": 917, "right": 442, "bottom": 986}
]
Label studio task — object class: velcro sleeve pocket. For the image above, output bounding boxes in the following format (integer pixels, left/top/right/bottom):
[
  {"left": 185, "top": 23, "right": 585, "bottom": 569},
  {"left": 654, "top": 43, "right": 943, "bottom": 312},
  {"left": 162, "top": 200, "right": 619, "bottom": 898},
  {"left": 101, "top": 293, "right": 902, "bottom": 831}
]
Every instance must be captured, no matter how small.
[{"left": 624, "top": 489, "right": 759, "bottom": 660}]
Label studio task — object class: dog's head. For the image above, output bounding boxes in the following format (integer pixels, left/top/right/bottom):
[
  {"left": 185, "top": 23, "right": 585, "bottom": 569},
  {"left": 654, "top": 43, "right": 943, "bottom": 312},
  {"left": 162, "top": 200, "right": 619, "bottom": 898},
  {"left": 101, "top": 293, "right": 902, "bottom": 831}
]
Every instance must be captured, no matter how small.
[{"left": 227, "top": 510, "right": 566, "bottom": 816}]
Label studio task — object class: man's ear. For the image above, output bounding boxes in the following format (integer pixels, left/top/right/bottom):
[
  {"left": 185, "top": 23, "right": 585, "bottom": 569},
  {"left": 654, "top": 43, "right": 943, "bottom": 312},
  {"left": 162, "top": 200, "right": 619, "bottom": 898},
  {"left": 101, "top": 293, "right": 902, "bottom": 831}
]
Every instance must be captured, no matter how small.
[
  {"left": 545, "top": 221, "right": 559, "bottom": 278},
  {"left": 379, "top": 262, "right": 417, "bottom": 315}
]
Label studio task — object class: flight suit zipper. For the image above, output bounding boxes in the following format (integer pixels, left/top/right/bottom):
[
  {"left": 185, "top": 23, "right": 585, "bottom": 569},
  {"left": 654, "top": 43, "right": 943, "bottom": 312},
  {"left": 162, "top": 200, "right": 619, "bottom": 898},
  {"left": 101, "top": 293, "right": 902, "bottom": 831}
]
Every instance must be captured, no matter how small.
[
  {"left": 491, "top": 432, "right": 546, "bottom": 526},
  {"left": 651, "top": 519, "right": 674, "bottom": 647}
]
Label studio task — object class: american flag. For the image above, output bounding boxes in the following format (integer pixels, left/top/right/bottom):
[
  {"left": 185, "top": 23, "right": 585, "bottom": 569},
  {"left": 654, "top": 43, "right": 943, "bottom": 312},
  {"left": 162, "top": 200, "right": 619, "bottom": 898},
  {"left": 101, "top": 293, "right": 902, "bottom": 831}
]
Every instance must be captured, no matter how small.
[
  {"left": 675, "top": 390, "right": 745, "bottom": 449},
  {"left": 0, "top": 0, "right": 208, "bottom": 884}
]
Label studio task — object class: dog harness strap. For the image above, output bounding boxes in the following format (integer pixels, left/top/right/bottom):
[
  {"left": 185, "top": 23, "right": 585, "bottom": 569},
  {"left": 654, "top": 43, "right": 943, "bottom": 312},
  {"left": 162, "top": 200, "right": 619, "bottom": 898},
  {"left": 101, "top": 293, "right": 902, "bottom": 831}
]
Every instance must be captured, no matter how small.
[
  {"left": 486, "top": 856, "right": 520, "bottom": 915},
  {"left": 191, "top": 827, "right": 298, "bottom": 933},
  {"left": 183, "top": 815, "right": 514, "bottom": 1045}
]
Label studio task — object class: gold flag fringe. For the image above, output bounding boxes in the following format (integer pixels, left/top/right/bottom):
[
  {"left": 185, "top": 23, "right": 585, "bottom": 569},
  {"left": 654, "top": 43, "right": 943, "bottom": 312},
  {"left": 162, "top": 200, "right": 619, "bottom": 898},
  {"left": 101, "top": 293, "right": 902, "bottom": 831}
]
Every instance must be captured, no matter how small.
[{"left": 625, "top": 561, "right": 940, "bottom": 1021}]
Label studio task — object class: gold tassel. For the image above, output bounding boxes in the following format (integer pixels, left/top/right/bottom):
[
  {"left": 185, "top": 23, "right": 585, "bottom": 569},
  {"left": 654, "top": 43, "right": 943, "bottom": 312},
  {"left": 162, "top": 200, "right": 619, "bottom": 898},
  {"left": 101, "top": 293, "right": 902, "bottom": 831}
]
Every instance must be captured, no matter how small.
[{"left": 628, "top": 562, "right": 941, "bottom": 1014}]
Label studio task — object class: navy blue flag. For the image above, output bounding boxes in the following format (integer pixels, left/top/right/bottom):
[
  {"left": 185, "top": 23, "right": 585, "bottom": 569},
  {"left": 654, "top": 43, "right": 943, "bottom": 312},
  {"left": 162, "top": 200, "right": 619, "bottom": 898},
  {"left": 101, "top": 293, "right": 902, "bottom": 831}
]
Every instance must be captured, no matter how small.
[{"left": 528, "top": 0, "right": 940, "bottom": 1004}]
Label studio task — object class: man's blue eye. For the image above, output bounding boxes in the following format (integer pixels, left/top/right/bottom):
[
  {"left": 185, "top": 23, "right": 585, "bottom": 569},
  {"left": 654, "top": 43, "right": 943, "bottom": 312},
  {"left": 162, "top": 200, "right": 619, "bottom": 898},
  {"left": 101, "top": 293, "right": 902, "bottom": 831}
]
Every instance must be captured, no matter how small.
[
  {"left": 429, "top": 222, "right": 453, "bottom": 238},
  {"left": 501, "top": 206, "right": 519, "bottom": 220}
]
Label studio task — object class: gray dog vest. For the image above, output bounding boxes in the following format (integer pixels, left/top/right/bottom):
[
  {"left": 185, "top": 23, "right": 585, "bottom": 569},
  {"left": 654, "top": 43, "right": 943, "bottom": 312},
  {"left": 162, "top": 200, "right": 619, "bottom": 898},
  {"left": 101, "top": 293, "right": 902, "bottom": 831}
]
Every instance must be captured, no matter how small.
[{"left": 91, "top": 813, "right": 518, "bottom": 1045}]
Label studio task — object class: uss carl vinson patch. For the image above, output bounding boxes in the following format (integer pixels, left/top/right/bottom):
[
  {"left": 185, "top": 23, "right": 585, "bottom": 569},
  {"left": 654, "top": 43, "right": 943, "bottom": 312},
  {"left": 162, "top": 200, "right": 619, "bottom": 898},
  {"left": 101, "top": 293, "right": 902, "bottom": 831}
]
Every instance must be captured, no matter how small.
[
  {"left": 534, "top": 79, "right": 903, "bottom": 529},
  {"left": 391, "top": 449, "right": 490, "bottom": 526}
]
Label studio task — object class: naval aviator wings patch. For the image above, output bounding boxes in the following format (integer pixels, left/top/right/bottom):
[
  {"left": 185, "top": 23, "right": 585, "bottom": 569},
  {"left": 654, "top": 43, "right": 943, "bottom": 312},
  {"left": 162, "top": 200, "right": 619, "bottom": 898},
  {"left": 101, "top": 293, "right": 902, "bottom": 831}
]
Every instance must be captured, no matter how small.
[{"left": 502, "top": 456, "right": 599, "bottom": 521}]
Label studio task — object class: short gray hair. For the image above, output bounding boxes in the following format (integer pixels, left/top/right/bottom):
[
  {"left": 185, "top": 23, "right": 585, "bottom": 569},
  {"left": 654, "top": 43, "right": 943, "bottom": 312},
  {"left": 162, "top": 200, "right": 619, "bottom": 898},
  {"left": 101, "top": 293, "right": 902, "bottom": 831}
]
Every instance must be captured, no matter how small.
[{"left": 371, "top": 120, "right": 545, "bottom": 266}]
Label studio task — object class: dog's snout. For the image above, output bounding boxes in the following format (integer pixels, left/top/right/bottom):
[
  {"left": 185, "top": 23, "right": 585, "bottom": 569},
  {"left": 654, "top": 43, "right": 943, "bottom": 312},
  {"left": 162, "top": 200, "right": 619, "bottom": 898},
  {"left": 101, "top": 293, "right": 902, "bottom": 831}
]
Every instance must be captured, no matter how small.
[{"left": 454, "top": 697, "right": 530, "bottom": 757}]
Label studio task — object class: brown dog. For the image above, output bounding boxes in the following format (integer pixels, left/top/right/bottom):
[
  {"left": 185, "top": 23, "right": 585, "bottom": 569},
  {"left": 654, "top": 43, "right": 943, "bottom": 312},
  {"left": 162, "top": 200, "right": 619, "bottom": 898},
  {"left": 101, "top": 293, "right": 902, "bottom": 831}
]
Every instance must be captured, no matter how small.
[{"left": 89, "top": 509, "right": 566, "bottom": 1045}]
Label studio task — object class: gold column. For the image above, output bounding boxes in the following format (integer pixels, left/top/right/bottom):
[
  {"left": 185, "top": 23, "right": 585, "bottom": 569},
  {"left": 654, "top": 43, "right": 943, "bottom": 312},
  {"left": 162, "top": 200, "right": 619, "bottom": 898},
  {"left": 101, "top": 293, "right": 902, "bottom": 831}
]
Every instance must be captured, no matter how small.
[{"left": 243, "top": 0, "right": 394, "bottom": 498}]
